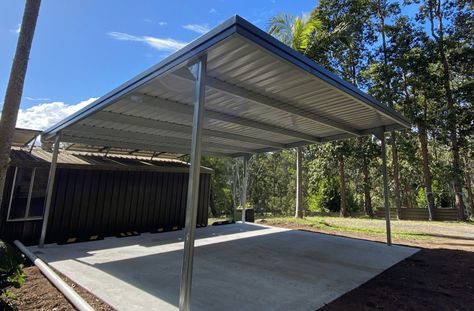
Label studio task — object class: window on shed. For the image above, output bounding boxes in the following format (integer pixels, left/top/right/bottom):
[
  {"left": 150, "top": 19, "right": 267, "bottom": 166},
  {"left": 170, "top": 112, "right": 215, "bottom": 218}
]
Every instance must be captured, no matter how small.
[{"left": 7, "top": 167, "right": 48, "bottom": 221}]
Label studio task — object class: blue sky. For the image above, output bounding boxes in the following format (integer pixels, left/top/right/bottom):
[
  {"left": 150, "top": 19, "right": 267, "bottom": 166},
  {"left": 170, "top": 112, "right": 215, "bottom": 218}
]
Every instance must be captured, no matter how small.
[{"left": 1, "top": 0, "right": 314, "bottom": 129}]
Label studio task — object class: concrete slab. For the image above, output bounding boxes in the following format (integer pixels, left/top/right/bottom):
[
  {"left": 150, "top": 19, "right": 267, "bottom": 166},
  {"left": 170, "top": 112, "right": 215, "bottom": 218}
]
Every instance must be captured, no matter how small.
[{"left": 29, "top": 223, "right": 418, "bottom": 311}]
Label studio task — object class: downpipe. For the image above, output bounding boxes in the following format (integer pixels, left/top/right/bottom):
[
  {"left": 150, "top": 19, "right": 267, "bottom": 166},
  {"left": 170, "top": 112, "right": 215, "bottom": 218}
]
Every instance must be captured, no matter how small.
[{"left": 14, "top": 240, "right": 95, "bottom": 311}]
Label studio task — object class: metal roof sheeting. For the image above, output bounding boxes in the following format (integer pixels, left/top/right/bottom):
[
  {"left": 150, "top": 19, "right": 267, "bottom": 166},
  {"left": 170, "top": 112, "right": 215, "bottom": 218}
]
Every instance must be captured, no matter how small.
[
  {"left": 9, "top": 148, "right": 213, "bottom": 173},
  {"left": 42, "top": 15, "right": 410, "bottom": 157},
  {"left": 11, "top": 128, "right": 41, "bottom": 147}
]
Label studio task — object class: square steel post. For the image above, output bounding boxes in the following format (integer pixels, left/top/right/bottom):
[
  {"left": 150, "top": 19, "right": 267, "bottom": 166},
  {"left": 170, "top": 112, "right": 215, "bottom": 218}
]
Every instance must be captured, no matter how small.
[
  {"left": 178, "top": 55, "right": 207, "bottom": 311},
  {"left": 375, "top": 128, "right": 392, "bottom": 246},
  {"left": 39, "top": 133, "right": 61, "bottom": 247},
  {"left": 241, "top": 155, "right": 249, "bottom": 223},
  {"left": 295, "top": 146, "right": 303, "bottom": 218}
]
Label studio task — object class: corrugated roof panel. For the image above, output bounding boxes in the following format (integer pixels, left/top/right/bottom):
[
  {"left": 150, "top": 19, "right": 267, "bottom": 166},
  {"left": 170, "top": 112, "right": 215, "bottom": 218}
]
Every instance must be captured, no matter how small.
[{"left": 41, "top": 16, "right": 410, "bottom": 156}]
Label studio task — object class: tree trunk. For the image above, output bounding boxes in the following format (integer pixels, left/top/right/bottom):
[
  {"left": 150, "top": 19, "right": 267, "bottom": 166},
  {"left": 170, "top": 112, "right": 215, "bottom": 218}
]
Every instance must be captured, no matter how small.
[
  {"left": 391, "top": 132, "right": 402, "bottom": 219},
  {"left": 464, "top": 156, "right": 474, "bottom": 218},
  {"left": 418, "top": 122, "right": 435, "bottom": 220},
  {"left": 338, "top": 154, "right": 349, "bottom": 217},
  {"left": 295, "top": 147, "right": 303, "bottom": 218},
  {"left": 0, "top": 0, "right": 42, "bottom": 209},
  {"left": 362, "top": 160, "right": 373, "bottom": 217},
  {"left": 430, "top": 1, "right": 466, "bottom": 220}
]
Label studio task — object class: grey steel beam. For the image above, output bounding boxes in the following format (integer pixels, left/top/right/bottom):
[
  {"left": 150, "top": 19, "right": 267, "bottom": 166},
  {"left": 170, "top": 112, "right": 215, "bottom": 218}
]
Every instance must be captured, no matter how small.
[
  {"left": 172, "top": 70, "right": 360, "bottom": 136},
  {"left": 90, "top": 110, "right": 286, "bottom": 149},
  {"left": 374, "top": 127, "right": 392, "bottom": 246},
  {"left": 61, "top": 135, "right": 233, "bottom": 158},
  {"left": 65, "top": 125, "right": 256, "bottom": 154},
  {"left": 321, "top": 123, "right": 408, "bottom": 143},
  {"left": 179, "top": 56, "right": 207, "bottom": 311},
  {"left": 39, "top": 133, "right": 61, "bottom": 247},
  {"left": 132, "top": 94, "right": 321, "bottom": 143}
]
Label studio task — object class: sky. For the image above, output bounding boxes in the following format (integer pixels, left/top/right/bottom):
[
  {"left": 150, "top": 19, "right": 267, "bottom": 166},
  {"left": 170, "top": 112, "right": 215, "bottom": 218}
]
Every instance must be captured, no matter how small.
[{"left": 0, "top": 0, "right": 315, "bottom": 130}]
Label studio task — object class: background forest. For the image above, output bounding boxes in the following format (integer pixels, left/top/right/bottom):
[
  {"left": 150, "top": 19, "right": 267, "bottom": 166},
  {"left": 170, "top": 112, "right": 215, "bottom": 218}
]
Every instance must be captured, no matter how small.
[{"left": 203, "top": 0, "right": 473, "bottom": 221}]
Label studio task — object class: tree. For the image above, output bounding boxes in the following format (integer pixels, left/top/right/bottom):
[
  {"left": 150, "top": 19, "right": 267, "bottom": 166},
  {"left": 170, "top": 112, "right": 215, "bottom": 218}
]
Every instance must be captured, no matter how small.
[
  {"left": 311, "top": 0, "right": 376, "bottom": 217},
  {"left": 417, "top": 0, "right": 467, "bottom": 220},
  {"left": 384, "top": 16, "right": 438, "bottom": 219},
  {"left": 372, "top": 0, "right": 404, "bottom": 219},
  {"left": 0, "top": 0, "right": 42, "bottom": 209},
  {"left": 268, "top": 13, "right": 321, "bottom": 53}
]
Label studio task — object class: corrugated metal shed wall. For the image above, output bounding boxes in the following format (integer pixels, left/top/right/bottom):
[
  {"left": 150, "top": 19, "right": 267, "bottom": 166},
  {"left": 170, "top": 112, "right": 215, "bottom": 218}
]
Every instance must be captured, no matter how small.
[{"left": 0, "top": 165, "right": 210, "bottom": 246}]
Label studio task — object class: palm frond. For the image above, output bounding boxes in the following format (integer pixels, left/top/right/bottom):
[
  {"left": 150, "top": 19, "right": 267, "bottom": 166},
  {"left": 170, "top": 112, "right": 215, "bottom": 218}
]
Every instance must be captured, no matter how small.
[{"left": 268, "top": 13, "right": 295, "bottom": 46}]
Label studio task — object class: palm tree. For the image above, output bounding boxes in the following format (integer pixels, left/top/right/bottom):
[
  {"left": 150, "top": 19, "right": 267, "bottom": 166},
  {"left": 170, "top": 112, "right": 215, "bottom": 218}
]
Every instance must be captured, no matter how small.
[
  {"left": 268, "top": 13, "right": 321, "bottom": 53},
  {"left": 0, "top": 0, "right": 42, "bottom": 207}
]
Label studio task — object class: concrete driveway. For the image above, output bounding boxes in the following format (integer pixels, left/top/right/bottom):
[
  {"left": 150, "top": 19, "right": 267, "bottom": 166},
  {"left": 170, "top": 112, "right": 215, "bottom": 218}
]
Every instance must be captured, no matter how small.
[{"left": 29, "top": 223, "right": 417, "bottom": 311}]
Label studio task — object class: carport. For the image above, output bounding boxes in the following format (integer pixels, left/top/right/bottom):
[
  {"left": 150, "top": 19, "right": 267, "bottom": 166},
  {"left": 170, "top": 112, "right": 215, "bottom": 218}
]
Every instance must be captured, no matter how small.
[{"left": 40, "top": 15, "right": 411, "bottom": 311}]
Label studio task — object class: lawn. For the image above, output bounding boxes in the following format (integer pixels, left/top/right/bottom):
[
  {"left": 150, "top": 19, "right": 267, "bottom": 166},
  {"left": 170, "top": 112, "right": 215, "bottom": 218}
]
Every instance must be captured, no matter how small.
[{"left": 256, "top": 215, "right": 474, "bottom": 250}]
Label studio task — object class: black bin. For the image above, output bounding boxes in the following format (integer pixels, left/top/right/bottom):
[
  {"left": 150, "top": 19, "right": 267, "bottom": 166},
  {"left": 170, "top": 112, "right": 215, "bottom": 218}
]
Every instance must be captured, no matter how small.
[{"left": 245, "top": 209, "right": 255, "bottom": 222}]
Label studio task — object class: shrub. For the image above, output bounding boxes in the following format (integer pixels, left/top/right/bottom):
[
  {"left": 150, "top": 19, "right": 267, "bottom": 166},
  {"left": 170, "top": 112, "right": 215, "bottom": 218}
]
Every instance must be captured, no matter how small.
[{"left": 0, "top": 241, "right": 25, "bottom": 299}]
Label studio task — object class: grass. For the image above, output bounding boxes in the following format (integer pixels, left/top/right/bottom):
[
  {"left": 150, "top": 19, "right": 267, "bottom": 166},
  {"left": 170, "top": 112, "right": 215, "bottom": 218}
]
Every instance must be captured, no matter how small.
[
  {"left": 259, "top": 216, "right": 435, "bottom": 241},
  {"left": 207, "top": 214, "right": 473, "bottom": 246}
]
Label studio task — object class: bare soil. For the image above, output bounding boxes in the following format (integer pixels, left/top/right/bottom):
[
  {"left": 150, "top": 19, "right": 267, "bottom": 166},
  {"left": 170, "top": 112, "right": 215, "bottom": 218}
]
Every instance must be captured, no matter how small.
[
  {"left": 321, "top": 248, "right": 474, "bottom": 311},
  {"left": 1, "top": 264, "right": 114, "bottom": 311}
]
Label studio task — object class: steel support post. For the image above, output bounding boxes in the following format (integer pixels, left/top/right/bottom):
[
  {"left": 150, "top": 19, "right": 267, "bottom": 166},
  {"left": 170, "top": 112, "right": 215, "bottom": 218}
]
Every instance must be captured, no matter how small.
[
  {"left": 379, "top": 130, "right": 392, "bottom": 246},
  {"left": 295, "top": 147, "right": 303, "bottom": 218},
  {"left": 241, "top": 155, "right": 249, "bottom": 223},
  {"left": 178, "top": 55, "right": 207, "bottom": 311},
  {"left": 39, "top": 133, "right": 61, "bottom": 247}
]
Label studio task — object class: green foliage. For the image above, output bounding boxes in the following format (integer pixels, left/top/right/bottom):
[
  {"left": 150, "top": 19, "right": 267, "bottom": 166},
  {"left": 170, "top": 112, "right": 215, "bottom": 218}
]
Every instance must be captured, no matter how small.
[
  {"left": 309, "top": 177, "right": 340, "bottom": 212},
  {"left": 416, "top": 187, "right": 427, "bottom": 208},
  {"left": 204, "top": 0, "right": 473, "bottom": 219},
  {"left": 0, "top": 241, "right": 25, "bottom": 299}
]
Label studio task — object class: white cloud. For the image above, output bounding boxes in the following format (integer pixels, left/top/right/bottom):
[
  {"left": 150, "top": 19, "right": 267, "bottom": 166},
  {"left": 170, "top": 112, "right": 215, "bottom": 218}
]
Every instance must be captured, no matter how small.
[
  {"left": 209, "top": 8, "right": 218, "bottom": 14},
  {"left": 25, "top": 96, "right": 51, "bottom": 101},
  {"left": 10, "top": 24, "right": 21, "bottom": 34},
  {"left": 16, "top": 97, "right": 98, "bottom": 130},
  {"left": 143, "top": 19, "right": 167, "bottom": 26},
  {"left": 182, "top": 24, "right": 210, "bottom": 35},
  {"left": 108, "top": 32, "right": 186, "bottom": 52}
]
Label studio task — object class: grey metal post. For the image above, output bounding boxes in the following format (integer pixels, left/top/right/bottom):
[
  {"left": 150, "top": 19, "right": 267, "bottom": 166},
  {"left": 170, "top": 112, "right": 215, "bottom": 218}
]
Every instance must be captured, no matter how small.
[
  {"left": 295, "top": 147, "right": 302, "bottom": 218},
  {"left": 379, "top": 131, "right": 392, "bottom": 246},
  {"left": 232, "top": 163, "right": 238, "bottom": 222},
  {"left": 241, "top": 155, "right": 249, "bottom": 223},
  {"left": 178, "top": 55, "right": 207, "bottom": 311},
  {"left": 39, "top": 133, "right": 61, "bottom": 247}
]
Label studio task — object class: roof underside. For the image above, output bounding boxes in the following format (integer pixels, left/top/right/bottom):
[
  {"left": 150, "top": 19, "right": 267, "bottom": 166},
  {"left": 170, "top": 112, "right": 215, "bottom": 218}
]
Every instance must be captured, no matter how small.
[
  {"left": 11, "top": 128, "right": 41, "bottom": 147},
  {"left": 42, "top": 16, "right": 410, "bottom": 157}
]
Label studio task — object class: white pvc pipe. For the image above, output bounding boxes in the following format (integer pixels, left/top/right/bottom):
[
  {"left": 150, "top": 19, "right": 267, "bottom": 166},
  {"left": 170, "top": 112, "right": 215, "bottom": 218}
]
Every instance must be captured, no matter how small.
[{"left": 14, "top": 240, "right": 95, "bottom": 311}]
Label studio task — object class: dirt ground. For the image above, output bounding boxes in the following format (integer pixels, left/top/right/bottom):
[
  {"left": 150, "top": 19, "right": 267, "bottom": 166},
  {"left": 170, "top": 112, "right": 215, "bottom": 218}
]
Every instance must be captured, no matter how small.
[
  {"left": 263, "top": 219, "right": 474, "bottom": 311},
  {"left": 321, "top": 248, "right": 474, "bottom": 311},
  {"left": 1, "top": 264, "right": 113, "bottom": 311},
  {"left": 2, "top": 218, "right": 473, "bottom": 310}
]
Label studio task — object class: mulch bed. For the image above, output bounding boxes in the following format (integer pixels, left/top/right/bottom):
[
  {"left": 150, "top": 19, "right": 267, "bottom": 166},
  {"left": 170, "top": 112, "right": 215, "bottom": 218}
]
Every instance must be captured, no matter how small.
[{"left": 1, "top": 263, "right": 113, "bottom": 311}]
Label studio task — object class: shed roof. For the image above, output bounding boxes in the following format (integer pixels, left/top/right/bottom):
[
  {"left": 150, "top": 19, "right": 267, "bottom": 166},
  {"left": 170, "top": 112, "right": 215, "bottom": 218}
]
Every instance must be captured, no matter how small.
[
  {"left": 9, "top": 148, "right": 213, "bottom": 174},
  {"left": 42, "top": 15, "right": 410, "bottom": 156},
  {"left": 11, "top": 128, "right": 41, "bottom": 147}
]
